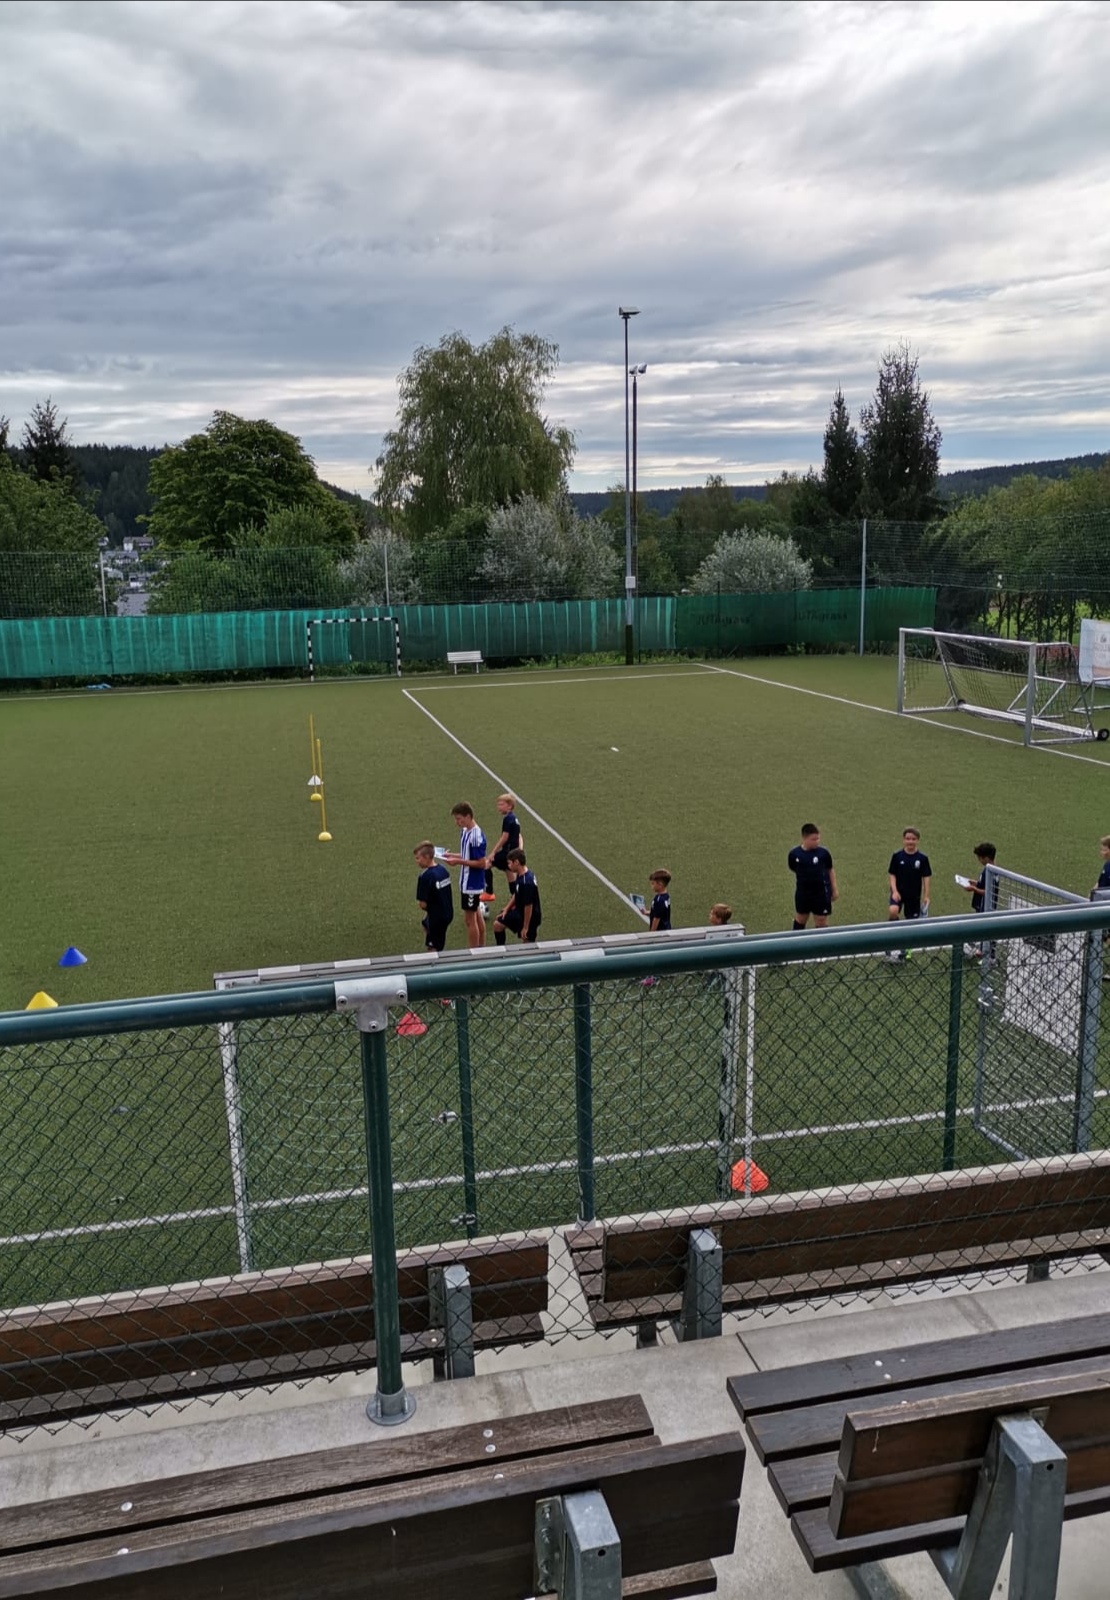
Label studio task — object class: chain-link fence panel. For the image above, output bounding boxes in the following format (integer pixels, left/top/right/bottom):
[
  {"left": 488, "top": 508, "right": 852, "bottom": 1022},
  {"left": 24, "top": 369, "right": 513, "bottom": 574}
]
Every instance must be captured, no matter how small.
[{"left": 2, "top": 905, "right": 1109, "bottom": 1439}]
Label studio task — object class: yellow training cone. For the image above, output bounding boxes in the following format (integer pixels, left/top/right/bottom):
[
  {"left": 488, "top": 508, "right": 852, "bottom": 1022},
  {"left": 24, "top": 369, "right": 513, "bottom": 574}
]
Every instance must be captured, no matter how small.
[{"left": 25, "top": 991, "right": 59, "bottom": 1010}]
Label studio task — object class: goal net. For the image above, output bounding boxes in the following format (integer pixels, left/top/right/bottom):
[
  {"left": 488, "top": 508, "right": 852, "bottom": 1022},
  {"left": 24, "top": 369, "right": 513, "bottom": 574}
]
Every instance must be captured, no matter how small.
[
  {"left": 974, "top": 866, "right": 1102, "bottom": 1160},
  {"left": 897, "top": 628, "right": 1107, "bottom": 746}
]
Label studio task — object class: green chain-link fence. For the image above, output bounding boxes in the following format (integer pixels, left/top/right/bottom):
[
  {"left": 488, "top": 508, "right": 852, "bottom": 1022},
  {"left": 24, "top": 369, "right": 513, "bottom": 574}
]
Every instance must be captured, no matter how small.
[{"left": 1, "top": 902, "right": 1108, "bottom": 1435}]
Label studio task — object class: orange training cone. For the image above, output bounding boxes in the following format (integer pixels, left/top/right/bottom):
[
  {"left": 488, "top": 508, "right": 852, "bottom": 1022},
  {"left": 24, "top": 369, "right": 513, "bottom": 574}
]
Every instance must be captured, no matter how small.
[
  {"left": 730, "top": 1159, "right": 769, "bottom": 1194},
  {"left": 395, "top": 1011, "right": 428, "bottom": 1037}
]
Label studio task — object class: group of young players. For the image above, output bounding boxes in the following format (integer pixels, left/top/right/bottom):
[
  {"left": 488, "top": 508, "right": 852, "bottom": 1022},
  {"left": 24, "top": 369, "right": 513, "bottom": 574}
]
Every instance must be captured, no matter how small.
[
  {"left": 414, "top": 795, "right": 542, "bottom": 954},
  {"left": 414, "top": 797, "right": 738, "bottom": 956},
  {"left": 787, "top": 823, "right": 1000, "bottom": 958},
  {"left": 415, "top": 798, "right": 1110, "bottom": 962}
]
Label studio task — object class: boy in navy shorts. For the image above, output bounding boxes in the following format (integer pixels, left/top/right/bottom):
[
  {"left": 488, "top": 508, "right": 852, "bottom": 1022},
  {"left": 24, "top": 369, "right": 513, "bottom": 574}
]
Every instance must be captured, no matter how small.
[
  {"left": 788, "top": 824, "right": 837, "bottom": 929},
  {"left": 489, "top": 793, "right": 524, "bottom": 884},
  {"left": 493, "top": 849, "right": 543, "bottom": 943},
  {"left": 413, "top": 841, "right": 454, "bottom": 952},
  {"left": 887, "top": 827, "right": 932, "bottom": 959}
]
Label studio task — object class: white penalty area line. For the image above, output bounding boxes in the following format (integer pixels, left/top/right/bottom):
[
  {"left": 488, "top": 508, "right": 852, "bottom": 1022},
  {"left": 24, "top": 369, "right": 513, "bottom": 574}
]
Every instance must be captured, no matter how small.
[
  {"left": 701, "top": 663, "right": 1110, "bottom": 770},
  {"left": 402, "top": 687, "right": 647, "bottom": 921}
]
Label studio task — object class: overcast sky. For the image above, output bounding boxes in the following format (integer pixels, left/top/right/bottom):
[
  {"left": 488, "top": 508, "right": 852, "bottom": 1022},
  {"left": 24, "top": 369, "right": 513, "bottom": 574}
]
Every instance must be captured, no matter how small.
[{"left": 1, "top": 0, "right": 1108, "bottom": 495}]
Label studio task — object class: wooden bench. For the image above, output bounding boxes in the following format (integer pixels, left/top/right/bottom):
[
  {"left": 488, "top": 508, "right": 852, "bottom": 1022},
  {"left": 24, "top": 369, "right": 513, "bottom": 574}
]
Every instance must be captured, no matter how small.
[
  {"left": 0, "top": 1234, "right": 548, "bottom": 1430},
  {"left": 447, "top": 649, "right": 483, "bottom": 673},
  {"left": 728, "top": 1315, "right": 1110, "bottom": 1597},
  {"left": 565, "top": 1154, "right": 1110, "bottom": 1344},
  {"left": 0, "top": 1394, "right": 744, "bottom": 1599}
]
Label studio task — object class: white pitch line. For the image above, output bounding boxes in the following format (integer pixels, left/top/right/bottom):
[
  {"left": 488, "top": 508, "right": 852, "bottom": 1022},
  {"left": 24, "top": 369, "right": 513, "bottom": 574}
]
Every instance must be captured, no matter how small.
[
  {"left": 701, "top": 662, "right": 1110, "bottom": 769},
  {"left": 402, "top": 688, "right": 647, "bottom": 920},
  {"left": 412, "top": 668, "right": 715, "bottom": 693}
]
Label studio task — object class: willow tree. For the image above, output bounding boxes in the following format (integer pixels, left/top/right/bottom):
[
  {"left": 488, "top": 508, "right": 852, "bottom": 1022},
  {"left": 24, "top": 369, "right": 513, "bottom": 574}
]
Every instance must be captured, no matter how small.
[{"left": 375, "top": 328, "right": 575, "bottom": 536}]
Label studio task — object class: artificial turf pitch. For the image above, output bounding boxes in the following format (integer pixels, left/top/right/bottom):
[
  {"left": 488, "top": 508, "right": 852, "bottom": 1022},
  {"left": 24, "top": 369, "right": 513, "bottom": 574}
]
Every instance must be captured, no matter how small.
[{"left": 2, "top": 656, "right": 1109, "bottom": 1306}]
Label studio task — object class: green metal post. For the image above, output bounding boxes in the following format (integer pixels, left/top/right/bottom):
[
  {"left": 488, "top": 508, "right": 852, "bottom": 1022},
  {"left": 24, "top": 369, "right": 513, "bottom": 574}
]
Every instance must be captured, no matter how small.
[
  {"left": 455, "top": 999, "right": 478, "bottom": 1239},
  {"left": 942, "top": 943, "right": 964, "bottom": 1170},
  {"left": 358, "top": 1025, "right": 415, "bottom": 1424},
  {"left": 573, "top": 983, "right": 596, "bottom": 1222}
]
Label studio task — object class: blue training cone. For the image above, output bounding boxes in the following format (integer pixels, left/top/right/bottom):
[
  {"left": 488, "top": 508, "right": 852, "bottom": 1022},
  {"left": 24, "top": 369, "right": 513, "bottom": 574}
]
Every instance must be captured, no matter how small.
[{"left": 58, "top": 946, "right": 88, "bottom": 967}]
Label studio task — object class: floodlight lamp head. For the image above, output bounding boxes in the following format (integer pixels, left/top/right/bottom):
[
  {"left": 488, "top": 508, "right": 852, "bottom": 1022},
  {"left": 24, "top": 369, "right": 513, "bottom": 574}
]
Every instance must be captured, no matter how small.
[{"left": 618, "top": 306, "right": 640, "bottom": 319}]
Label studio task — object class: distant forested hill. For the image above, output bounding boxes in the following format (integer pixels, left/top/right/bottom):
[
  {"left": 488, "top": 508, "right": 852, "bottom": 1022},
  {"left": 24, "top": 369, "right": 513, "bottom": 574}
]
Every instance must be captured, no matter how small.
[
  {"left": 570, "top": 453, "right": 1108, "bottom": 519},
  {"left": 570, "top": 484, "right": 767, "bottom": 518},
  {"left": 64, "top": 444, "right": 361, "bottom": 543},
  {"left": 938, "top": 453, "right": 1108, "bottom": 498}
]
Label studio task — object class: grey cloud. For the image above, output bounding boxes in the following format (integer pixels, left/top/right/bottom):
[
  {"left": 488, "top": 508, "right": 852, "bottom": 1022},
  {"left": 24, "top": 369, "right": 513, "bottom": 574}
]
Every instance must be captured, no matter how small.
[{"left": 0, "top": 0, "right": 1107, "bottom": 493}]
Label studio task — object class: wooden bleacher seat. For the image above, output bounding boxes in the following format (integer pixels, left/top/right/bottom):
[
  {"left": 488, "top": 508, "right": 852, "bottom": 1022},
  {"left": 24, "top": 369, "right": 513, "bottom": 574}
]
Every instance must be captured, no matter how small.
[
  {"left": 0, "top": 1234, "right": 548, "bottom": 1429},
  {"left": 0, "top": 1394, "right": 744, "bottom": 1599},
  {"left": 728, "top": 1313, "right": 1110, "bottom": 1597},
  {"left": 566, "top": 1154, "right": 1110, "bottom": 1343}
]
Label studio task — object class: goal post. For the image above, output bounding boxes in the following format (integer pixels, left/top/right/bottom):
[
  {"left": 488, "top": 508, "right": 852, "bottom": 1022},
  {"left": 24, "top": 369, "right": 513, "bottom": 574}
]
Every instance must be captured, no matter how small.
[
  {"left": 897, "top": 627, "right": 1108, "bottom": 746},
  {"left": 306, "top": 614, "right": 401, "bottom": 681}
]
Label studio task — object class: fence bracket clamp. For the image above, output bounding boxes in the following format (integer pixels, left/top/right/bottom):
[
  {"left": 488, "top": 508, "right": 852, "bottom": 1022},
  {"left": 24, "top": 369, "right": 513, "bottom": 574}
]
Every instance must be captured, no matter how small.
[{"left": 335, "top": 976, "right": 408, "bottom": 1033}]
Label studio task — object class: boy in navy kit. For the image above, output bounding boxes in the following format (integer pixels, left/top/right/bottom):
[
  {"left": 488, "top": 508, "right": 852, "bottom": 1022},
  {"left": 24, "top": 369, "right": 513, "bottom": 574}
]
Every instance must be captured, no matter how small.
[
  {"left": 648, "top": 870, "right": 672, "bottom": 931},
  {"left": 489, "top": 793, "right": 524, "bottom": 884},
  {"left": 413, "top": 841, "right": 454, "bottom": 952},
  {"left": 788, "top": 824, "right": 837, "bottom": 929},
  {"left": 887, "top": 827, "right": 932, "bottom": 961},
  {"left": 957, "top": 841, "right": 995, "bottom": 958},
  {"left": 443, "top": 803, "right": 489, "bottom": 949},
  {"left": 493, "top": 848, "right": 543, "bottom": 943}
]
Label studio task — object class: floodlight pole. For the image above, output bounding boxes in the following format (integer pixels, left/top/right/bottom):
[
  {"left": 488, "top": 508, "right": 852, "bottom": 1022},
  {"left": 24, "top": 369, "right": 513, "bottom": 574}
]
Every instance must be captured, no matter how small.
[
  {"left": 619, "top": 308, "right": 640, "bottom": 666},
  {"left": 631, "top": 365, "right": 646, "bottom": 613}
]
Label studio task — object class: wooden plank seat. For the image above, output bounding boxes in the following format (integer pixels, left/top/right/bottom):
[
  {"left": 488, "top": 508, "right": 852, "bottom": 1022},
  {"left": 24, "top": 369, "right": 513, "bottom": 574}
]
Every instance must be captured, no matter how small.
[
  {"left": 565, "top": 1154, "right": 1110, "bottom": 1341},
  {"left": 447, "top": 649, "right": 483, "bottom": 672},
  {"left": 727, "top": 1314, "right": 1110, "bottom": 1594},
  {"left": 0, "top": 1235, "right": 548, "bottom": 1429},
  {"left": 0, "top": 1394, "right": 744, "bottom": 1600}
]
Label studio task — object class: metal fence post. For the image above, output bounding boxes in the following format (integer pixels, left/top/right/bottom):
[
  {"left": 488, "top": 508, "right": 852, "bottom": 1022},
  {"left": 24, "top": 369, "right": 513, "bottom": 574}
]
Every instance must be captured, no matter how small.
[
  {"left": 942, "top": 943, "right": 964, "bottom": 1170},
  {"left": 573, "top": 984, "right": 595, "bottom": 1223},
  {"left": 335, "top": 977, "right": 416, "bottom": 1427},
  {"left": 455, "top": 999, "right": 479, "bottom": 1239}
]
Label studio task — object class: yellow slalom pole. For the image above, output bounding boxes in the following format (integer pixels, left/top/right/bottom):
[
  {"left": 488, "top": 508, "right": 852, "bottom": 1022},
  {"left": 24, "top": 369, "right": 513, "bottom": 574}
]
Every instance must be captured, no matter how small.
[
  {"left": 316, "top": 736, "right": 332, "bottom": 840},
  {"left": 308, "top": 715, "right": 323, "bottom": 802}
]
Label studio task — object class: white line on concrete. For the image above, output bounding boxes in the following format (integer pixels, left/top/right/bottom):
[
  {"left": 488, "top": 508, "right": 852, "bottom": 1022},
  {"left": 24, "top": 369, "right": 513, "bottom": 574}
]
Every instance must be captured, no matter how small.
[
  {"left": 402, "top": 687, "right": 647, "bottom": 919},
  {"left": 701, "top": 662, "right": 1110, "bottom": 769}
]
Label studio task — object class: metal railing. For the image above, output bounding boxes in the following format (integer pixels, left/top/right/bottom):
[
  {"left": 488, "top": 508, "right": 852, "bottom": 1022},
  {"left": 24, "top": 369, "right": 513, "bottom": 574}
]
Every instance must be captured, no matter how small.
[{"left": 1, "top": 903, "right": 1108, "bottom": 1433}]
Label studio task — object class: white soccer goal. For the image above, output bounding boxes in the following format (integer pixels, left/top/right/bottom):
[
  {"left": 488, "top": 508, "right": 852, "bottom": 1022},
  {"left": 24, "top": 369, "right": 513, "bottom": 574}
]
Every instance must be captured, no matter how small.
[{"left": 897, "top": 628, "right": 1109, "bottom": 746}]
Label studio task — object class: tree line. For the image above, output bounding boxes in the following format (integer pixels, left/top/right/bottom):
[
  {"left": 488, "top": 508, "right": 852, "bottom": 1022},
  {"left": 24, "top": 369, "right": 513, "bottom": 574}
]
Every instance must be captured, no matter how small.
[{"left": 2, "top": 339, "right": 1108, "bottom": 630}]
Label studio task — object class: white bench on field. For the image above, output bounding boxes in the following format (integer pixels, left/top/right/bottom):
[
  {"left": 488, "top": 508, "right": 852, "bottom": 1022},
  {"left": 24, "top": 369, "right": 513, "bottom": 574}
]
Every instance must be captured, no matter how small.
[{"left": 447, "top": 649, "right": 484, "bottom": 673}]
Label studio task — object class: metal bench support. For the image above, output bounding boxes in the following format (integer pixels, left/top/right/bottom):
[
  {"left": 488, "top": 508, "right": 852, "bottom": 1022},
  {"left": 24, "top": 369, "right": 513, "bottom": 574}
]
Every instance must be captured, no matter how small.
[
  {"left": 930, "top": 1414, "right": 1066, "bottom": 1600},
  {"left": 429, "top": 1262, "right": 475, "bottom": 1379},
  {"left": 536, "top": 1489, "right": 622, "bottom": 1599},
  {"left": 678, "top": 1227, "right": 723, "bottom": 1341}
]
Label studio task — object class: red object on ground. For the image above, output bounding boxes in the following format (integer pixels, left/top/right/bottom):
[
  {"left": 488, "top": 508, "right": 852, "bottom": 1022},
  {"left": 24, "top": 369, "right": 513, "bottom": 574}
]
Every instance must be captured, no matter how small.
[
  {"left": 395, "top": 1011, "right": 428, "bottom": 1037},
  {"left": 730, "top": 1159, "right": 770, "bottom": 1194}
]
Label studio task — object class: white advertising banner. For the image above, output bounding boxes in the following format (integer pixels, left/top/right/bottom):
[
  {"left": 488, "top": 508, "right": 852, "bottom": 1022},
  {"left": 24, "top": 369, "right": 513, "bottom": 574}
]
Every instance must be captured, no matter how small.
[{"left": 1078, "top": 618, "right": 1110, "bottom": 684}]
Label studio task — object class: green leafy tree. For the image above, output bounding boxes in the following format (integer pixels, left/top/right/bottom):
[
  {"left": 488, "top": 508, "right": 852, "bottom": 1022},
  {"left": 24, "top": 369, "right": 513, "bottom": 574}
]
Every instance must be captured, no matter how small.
[
  {"left": 692, "top": 529, "right": 812, "bottom": 594},
  {"left": 146, "top": 412, "right": 357, "bottom": 552},
  {"left": 859, "top": 344, "right": 942, "bottom": 520},
  {"left": 823, "top": 387, "right": 863, "bottom": 516},
  {"left": 636, "top": 534, "right": 679, "bottom": 596},
  {"left": 20, "top": 397, "right": 79, "bottom": 490},
  {"left": 375, "top": 328, "right": 575, "bottom": 537},
  {"left": 0, "top": 453, "right": 102, "bottom": 616}
]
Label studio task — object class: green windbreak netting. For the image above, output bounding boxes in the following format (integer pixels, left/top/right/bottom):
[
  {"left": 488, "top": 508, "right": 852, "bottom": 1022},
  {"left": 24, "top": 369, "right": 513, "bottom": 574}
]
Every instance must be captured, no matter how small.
[
  {"left": 0, "top": 590, "right": 934, "bottom": 682},
  {"left": 674, "top": 586, "right": 936, "bottom": 652},
  {"left": 389, "top": 597, "right": 674, "bottom": 659}
]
